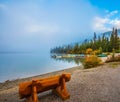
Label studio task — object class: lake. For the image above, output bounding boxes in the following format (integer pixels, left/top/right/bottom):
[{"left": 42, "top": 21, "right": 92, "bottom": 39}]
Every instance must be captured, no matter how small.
[{"left": 0, "top": 53, "right": 82, "bottom": 82}]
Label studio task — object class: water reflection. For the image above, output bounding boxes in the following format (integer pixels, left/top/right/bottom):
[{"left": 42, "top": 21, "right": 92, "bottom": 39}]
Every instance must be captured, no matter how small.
[{"left": 51, "top": 56, "right": 84, "bottom": 65}]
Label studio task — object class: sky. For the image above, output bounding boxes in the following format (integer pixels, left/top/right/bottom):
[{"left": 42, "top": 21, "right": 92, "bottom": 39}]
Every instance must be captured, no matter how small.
[{"left": 0, "top": 0, "right": 120, "bottom": 52}]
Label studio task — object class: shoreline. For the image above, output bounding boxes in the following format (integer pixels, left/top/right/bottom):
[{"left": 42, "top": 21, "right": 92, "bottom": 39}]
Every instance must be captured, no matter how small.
[
  {"left": 0, "top": 62, "right": 120, "bottom": 102},
  {"left": 0, "top": 65, "right": 83, "bottom": 91},
  {"left": 0, "top": 56, "right": 109, "bottom": 84}
]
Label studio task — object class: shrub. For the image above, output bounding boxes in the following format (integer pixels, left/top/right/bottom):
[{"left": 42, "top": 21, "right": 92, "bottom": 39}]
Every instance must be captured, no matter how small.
[
  {"left": 84, "top": 55, "right": 102, "bottom": 69},
  {"left": 115, "top": 50, "right": 120, "bottom": 53},
  {"left": 86, "top": 48, "right": 93, "bottom": 55}
]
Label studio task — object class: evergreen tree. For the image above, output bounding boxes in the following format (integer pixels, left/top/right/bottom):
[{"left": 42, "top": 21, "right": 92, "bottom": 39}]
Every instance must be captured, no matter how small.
[
  {"left": 110, "top": 28, "right": 115, "bottom": 51},
  {"left": 73, "top": 43, "right": 79, "bottom": 54},
  {"left": 51, "top": 27, "right": 120, "bottom": 54},
  {"left": 114, "top": 28, "right": 119, "bottom": 50}
]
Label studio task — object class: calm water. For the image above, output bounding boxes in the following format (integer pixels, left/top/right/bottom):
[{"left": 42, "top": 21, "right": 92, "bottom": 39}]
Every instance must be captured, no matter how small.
[{"left": 0, "top": 53, "right": 82, "bottom": 82}]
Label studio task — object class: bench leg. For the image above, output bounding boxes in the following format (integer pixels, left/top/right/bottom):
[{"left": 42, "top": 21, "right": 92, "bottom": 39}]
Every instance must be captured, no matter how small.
[
  {"left": 32, "top": 85, "right": 38, "bottom": 102},
  {"left": 26, "top": 80, "right": 38, "bottom": 102},
  {"left": 53, "top": 78, "right": 70, "bottom": 100}
]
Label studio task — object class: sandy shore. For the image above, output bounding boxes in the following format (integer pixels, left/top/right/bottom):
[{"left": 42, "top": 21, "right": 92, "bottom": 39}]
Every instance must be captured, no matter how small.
[{"left": 0, "top": 62, "right": 120, "bottom": 102}]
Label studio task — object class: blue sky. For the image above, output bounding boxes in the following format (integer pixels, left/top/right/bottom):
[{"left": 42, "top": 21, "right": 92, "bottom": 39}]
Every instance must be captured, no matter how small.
[{"left": 0, "top": 0, "right": 120, "bottom": 52}]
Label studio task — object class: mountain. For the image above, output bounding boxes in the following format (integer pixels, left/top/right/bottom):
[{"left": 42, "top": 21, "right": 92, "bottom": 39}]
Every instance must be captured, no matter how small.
[{"left": 102, "top": 29, "right": 120, "bottom": 37}]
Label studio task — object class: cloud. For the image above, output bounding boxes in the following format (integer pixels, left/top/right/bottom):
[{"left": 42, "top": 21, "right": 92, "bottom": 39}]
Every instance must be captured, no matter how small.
[
  {"left": 92, "top": 10, "right": 120, "bottom": 32},
  {"left": 110, "top": 18, "right": 120, "bottom": 28},
  {"left": 110, "top": 10, "right": 118, "bottom": 15},
  {"left": 93, "top": 17, "right": 110, "bottom": 31},
  {"left": 106, "top": 10, "right": 118, "bottom": 17},
  {"left": 25, "top": 24, "right": 60, "bottom": 34},
  {"left": 0, "top": 0, "right": 98, "bottom": 51}
]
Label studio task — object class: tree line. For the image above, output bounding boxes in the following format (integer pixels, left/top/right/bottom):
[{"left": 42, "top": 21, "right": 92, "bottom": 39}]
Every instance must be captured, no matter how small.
[{"left": 50, "top": 28, "right": 120, "bottom": 54}]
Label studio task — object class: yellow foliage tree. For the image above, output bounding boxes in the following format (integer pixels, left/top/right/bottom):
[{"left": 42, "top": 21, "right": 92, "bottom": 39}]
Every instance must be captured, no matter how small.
[
  {"left": 86, "top": 48, "right": 93, "bottom": 55},
  {"left": 94, "top": 50, "right": 100, "bottom": 55}
]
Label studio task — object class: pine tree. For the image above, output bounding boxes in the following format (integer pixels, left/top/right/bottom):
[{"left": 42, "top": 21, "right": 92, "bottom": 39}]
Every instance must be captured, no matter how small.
[
  {"left": 110, "top": 28, "right": 115, "bottom": 51},
  {"left": 93, "top": 32, "right": 97, "bottom": 50},
  {"left": 73, "top": 43, "right": 79, "bottom": 54},
  {"left": 114, "top": 28, "right": 119, "bottom": 50}
]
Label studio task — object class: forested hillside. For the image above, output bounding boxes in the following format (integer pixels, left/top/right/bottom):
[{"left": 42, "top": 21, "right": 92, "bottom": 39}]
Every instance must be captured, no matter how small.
[{"left": 51, "top": 28, "right": 120, "bottom": 54}]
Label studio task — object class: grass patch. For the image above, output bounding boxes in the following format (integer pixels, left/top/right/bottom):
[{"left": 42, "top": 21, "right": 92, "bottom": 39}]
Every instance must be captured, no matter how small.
[{"left": 109, "top": 62, "right": 120, "bottom": 68}]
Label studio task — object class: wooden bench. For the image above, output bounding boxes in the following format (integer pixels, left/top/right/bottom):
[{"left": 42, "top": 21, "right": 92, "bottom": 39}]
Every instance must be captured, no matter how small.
[{"left": 19, "top": 73, "right": 71, "bottom": 102}]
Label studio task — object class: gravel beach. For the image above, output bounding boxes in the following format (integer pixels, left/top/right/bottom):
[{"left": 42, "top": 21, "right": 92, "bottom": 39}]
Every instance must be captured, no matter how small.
[{"left": 0, "top": 62, "right": 120, "bottom": 102}]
